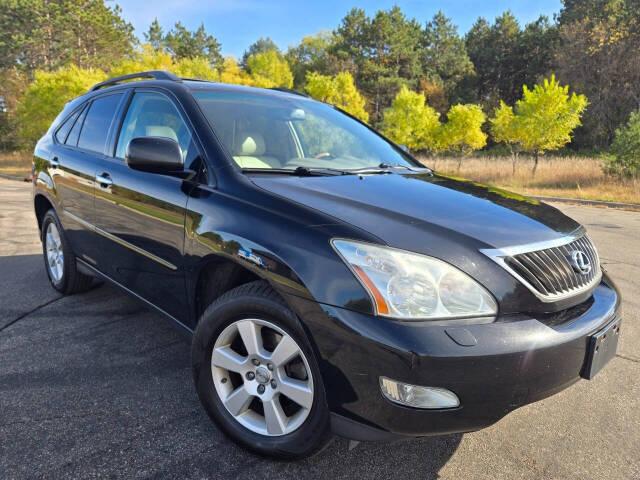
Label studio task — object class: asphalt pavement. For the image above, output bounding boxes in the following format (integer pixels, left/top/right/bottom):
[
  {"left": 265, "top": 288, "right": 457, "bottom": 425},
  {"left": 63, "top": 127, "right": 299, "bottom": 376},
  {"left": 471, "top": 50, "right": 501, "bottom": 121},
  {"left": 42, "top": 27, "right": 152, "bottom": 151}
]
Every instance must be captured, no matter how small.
[{"left": 1, "top": 178, "right": 638, "bottom": 479}]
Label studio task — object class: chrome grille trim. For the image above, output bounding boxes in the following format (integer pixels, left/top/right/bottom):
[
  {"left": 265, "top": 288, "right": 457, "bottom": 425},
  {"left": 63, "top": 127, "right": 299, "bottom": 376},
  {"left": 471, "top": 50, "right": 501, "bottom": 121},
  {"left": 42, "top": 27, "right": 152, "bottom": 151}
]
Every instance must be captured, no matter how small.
[{"left": 480, "top": 227, "right": 602, "bottom": 303}]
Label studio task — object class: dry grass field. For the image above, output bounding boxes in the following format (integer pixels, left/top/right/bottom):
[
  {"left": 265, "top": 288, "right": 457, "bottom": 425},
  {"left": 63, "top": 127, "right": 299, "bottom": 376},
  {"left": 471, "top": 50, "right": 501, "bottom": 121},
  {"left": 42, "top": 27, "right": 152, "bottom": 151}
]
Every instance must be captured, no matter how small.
[
  {"left": 2, "top": 150, "right": 638, "bottom": 205},
  {"left": 420, "top": 155, "right": 640, "bottom": 205},
  {"left": 0, "top": 151, "right": 31, "bottom": 178}
]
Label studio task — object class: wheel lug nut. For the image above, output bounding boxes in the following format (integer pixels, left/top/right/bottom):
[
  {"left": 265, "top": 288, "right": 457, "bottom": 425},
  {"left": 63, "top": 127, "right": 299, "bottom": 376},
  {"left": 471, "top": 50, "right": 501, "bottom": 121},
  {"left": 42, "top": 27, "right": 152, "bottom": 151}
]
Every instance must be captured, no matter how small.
[
  {"left": 270, "top": 380, "right": 277, "bottom": 389},
  {"left": 221, "top": 378, "right": 227, "bottom": 384},
  {"left": 246, "top": 372, "right": 255, "bottom": 380},
  {"left": 257, "top": 384, "right": 265, "bottom": 394},
  {"left": 252, "top": 359, "right": 260, "bottom": 366},
  {"left": 267, "top": 363, "right": 273, "bottom": 371}
]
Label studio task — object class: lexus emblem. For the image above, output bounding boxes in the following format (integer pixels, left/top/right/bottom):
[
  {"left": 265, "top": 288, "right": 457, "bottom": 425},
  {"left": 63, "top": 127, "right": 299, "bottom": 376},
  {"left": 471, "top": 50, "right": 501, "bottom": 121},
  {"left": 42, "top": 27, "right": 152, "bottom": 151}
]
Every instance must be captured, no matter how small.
[{"left": 570, "top": 250, "right": 592, "bottom": 275}]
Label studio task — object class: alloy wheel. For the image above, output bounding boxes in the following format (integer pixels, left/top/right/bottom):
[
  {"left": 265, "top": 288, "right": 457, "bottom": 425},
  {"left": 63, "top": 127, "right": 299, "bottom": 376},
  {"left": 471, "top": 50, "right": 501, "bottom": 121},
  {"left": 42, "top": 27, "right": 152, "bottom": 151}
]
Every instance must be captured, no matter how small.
[
  {"left": 211, "top": 318, "right": 314, "bottom": 436},
  {"left": 45, "top": 222, "right": 64, "bottom": 283}
]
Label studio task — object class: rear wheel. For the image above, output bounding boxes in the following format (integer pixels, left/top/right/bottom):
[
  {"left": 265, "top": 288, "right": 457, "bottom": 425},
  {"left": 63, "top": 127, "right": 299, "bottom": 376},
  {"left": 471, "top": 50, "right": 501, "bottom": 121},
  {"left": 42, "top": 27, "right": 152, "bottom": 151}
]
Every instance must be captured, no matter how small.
[
  {"left": 41, "top": 209, "right": 94, "bottom": 294},
  {"left": 191, "top": 281, "right": 331, "bottom": 459}
]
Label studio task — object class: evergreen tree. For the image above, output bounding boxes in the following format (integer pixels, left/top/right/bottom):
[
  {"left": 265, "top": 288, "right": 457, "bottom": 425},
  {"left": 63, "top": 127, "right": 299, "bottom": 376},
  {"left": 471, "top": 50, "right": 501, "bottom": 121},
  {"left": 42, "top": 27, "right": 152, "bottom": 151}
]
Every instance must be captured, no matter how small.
[
  {"left": 421, "top": 12, "right": 474, "bottom": 105},
  {"left": 144, "top": 18, "right": 164, "bottom": 52},
  {"left": 242, "top": 37, "right": 279, "bottom": 68},
  {"left": 164, "top": 22, "right": 222, "bottom": 67},
  {"left": 331, "top": 6, "right": 423, "bottom": 123},
  {"left": 0, "top": 0, "right": 135, "bottom": 73}
]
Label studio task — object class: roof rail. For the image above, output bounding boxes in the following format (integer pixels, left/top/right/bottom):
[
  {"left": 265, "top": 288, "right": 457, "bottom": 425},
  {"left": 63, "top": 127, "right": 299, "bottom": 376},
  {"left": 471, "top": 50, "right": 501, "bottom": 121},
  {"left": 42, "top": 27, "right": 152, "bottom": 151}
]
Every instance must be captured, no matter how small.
[
  {"left": 269, "top": 87, "right": 309, "bottom": 98},
  {"left": 88, "top": 70, "right": 180, "bottom": 92}
]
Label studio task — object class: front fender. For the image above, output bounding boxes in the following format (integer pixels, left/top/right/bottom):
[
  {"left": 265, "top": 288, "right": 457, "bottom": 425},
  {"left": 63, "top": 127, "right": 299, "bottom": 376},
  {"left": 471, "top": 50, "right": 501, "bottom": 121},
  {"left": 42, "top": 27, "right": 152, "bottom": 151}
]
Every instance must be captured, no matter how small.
[{"left": 183, "top": 184, "right": 380, "bottom": 328}]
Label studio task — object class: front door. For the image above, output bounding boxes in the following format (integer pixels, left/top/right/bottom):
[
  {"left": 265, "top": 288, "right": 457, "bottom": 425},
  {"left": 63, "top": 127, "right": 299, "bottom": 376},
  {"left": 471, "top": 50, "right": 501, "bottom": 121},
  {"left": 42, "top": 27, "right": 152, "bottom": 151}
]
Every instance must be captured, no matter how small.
[{"left": 91, "top": 90, "right": 196, "bottom": 322}]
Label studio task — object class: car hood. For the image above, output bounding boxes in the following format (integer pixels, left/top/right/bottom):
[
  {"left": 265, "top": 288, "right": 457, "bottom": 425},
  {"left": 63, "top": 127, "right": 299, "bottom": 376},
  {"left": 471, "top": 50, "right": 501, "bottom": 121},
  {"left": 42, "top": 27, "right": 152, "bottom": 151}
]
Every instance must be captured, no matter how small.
[{"left": 250, "top": 172, "right": 581, "bottom": 252}]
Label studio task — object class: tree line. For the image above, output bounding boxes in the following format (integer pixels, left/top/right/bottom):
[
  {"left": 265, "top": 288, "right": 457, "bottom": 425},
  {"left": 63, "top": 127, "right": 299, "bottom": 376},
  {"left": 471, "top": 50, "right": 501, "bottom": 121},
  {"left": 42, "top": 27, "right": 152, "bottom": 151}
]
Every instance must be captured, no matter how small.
[{"left": 1, "top": 0, "right": 638, "bottom": 177}]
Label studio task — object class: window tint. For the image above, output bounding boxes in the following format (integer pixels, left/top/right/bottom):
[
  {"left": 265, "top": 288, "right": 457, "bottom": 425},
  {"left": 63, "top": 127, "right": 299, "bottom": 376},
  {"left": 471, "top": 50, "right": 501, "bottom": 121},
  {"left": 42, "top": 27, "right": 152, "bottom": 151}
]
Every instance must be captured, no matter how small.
[
  {"left": 55, "top": 109, "right": 81, "bottom": 143},
  {"left": 77, "top": 94, "right": 123, "bottom": 154},
  {"left": 116, "top": 92, "right": 191, "bottom": 159},
  {"left": 66, "top": 105, "right": 87, "bottom": 147}
]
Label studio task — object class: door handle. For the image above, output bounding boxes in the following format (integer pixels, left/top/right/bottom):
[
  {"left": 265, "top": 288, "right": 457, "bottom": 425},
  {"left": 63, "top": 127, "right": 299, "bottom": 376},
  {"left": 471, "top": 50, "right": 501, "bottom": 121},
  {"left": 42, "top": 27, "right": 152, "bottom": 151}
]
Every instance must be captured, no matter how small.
[
  {"left": 50, "top": 156, "right": 59, "bottom": 168},
  {"left": 96, "top": 172, "right": 113, "bottom": 187}
]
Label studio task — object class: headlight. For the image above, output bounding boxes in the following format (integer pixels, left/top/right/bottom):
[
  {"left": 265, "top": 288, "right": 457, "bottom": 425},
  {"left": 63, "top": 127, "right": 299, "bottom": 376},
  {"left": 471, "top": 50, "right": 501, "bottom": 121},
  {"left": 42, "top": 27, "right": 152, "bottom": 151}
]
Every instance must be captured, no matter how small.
[{"left": 331, "top": 239, "right": 497, "bottom": 320}]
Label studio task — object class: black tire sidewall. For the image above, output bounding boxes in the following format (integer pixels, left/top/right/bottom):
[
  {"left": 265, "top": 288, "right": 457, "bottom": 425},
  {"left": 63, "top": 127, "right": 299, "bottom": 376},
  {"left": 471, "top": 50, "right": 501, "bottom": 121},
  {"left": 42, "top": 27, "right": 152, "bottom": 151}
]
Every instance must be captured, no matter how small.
[{"left": 192, "top": 287, "right": 331, "bottom": 459}]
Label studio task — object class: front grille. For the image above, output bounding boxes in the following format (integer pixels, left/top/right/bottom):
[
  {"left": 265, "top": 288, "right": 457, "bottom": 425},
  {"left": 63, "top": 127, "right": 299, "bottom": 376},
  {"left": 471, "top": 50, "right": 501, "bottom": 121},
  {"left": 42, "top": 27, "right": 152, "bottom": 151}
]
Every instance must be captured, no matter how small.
[{"left": 483, "top": 232, "right": 602, "bottom": 302}]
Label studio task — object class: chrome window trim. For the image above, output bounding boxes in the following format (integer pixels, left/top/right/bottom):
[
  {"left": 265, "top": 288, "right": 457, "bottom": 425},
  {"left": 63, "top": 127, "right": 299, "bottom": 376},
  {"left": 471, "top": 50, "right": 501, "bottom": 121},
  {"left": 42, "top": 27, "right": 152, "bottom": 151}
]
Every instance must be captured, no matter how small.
[
  {"left": 63, "top": 210, "right": 178, "bottom": 271},
  {"left": 480, "top": 227, "right": 602, "bottom": 303}
]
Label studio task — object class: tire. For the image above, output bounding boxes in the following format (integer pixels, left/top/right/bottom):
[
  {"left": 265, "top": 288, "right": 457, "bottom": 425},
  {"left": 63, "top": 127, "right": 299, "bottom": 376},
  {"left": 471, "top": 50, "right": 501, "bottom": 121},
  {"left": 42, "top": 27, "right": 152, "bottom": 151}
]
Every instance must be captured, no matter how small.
[
  {"left": 191, "top": 280, "right": 332, "bottom": 459},
  {"left": 41, "top": 209, "right": 94, "bottom": 294}
]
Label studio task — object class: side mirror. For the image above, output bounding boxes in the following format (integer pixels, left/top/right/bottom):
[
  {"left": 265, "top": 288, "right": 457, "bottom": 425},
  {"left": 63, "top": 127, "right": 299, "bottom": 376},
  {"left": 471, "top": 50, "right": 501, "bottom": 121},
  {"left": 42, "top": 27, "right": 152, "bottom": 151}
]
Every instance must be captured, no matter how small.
[
  {"left": 398, "top": 144, "right": 409, "bottom": 153},
  {"left": 125, "top": 136, "right": 183, "bottom": 174}
]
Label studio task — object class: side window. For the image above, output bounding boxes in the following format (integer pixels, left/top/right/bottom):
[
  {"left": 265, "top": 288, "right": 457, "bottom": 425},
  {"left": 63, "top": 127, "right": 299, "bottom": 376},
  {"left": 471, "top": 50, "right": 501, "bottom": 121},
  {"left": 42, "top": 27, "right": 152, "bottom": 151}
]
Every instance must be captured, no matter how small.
[
  {"left": 66, "top": 105, "right": 87, "bottom": 147},
  {"left": 55, "top": 109, "right": 80, "bottom": 143},
  {"left": 77, "top": 93, "right": 123, "bottom": 154},
  {"left": 115, "top": 92, "right": 192, "bottom": 160}
]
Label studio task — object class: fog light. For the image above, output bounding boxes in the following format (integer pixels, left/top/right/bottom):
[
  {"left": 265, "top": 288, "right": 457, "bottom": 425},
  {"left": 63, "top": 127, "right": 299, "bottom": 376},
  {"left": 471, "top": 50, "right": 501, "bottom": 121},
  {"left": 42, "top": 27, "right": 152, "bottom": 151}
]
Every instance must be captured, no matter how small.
[{"left": 379, "top": 377, "right": 459, "bottom": 409}]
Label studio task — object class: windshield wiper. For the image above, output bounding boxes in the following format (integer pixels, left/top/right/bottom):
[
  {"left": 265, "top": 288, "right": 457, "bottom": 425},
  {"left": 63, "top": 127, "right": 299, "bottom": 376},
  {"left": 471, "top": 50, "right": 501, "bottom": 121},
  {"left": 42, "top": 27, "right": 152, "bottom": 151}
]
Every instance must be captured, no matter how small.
[
  {"left": 241, "top": 167, "right": 346, "bottom": 177},
  {"left": 378, "top": 163, "right": 433, "bottom": 173}
]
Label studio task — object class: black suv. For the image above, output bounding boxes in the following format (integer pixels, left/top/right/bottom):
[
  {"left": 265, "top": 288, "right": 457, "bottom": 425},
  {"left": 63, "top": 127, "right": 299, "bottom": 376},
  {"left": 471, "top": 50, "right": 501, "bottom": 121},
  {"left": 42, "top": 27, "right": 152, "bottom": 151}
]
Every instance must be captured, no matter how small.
[{"left": 33, "top": 71, "right": 621, "bottom": 459}]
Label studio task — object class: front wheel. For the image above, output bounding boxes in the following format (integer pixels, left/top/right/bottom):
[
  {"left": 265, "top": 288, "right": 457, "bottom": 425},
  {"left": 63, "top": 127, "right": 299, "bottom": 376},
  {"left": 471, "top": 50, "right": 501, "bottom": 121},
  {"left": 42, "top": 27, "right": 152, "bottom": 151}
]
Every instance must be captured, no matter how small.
[{"left": 191, "top": 281, "right": 331, "bottom": 459}]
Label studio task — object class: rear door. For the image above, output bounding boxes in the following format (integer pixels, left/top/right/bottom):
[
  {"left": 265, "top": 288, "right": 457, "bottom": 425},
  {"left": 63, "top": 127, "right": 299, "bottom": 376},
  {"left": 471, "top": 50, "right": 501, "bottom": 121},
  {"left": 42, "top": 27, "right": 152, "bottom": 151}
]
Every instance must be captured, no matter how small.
[
  {"left": 53, "top": 93, "right": 124, "bottom": 263},
  {"left": 91, "top": 89, "right": 198, "bottom": 322}
]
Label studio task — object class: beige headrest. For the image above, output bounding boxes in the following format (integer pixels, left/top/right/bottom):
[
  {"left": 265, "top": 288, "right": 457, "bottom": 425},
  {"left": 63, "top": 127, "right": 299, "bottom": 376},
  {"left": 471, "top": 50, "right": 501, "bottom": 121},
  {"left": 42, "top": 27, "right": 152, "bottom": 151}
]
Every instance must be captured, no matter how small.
[
  {"left": 146, "top": 126, "right": 178, "bottom": 143},
  {"left": 237, "top": 132, "right": 265, "bottom": 156}
]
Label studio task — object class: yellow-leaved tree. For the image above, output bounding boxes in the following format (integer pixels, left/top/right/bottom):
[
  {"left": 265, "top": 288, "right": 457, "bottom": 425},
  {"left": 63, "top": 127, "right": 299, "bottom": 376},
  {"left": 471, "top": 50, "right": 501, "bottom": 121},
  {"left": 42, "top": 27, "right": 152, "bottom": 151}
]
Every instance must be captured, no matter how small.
[
  {"left": 491, "top": 75, "right": 588, "bottom": 175},
  {"left": 439, "top": 104, "right": 487, "bottom": 170},
  {"left": 110, "top": 44, "right": 219, "bottom": 80},
  {"left": 17, "top": 65, "right": 107, "bottom": 146},
  {"left": 381, "top": 85, "right": 441, "bottom": 153},
  {"left": 218, "top": 56, "right": 254, "bottom": 86},
  {"left": 490, "top": 101, "right": 522, "bottom": 174},
  {"left": 246, "top": 50, "right": 293, "bottom": 89},
  {"left": 305, "top": 71, "right": 369, "bottom": 122}
]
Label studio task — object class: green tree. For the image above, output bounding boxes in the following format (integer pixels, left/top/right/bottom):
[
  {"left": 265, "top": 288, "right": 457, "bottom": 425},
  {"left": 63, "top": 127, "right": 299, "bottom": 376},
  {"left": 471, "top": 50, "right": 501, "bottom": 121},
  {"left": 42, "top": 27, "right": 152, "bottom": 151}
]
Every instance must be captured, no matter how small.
[
  {"left": 286, "top": 31, "right": 335, "bottom": 89},
  {"left": 420, "top": 12, "right": 474, "bottom": 105},
  {"left": 144, "top": 18, "right": 164, "bottom": 51},
  {"left": 0, "top": 68, "right": 29, "bottom": 149},
  {"left": 305, "top": 71, "right": 368, "bottom": 122},
  {"left": 465, "top": 12, "right": 556, "bottom": 109},
  {"left": 440, "top": 104, "right": 487, "bottom": 169},
  {"left": 555, "top": 0, "right": 640, "bottom": 148},
  {"left": 242, "top": 37, "right": 279, "bottom": 68},
  {"left": 16, "top": 64, "right": 107, "bottom": 146},
  {"left": 492, "top": 75, "right": 588, "bottom": 175},
  {"left": 164, "top": 22, "right": 222, "bottom": 67},
  {"left": 605, "top": 109, "right": 640, "bottom": 178},
  {"left": 381, "top": 85, "right": 441, "bottom": 153},
  {"left": 331, "top": 6, "right": 423, "bottom": 123},
  {"left": 245, "top": 50, "right": 293, "bottom": 88},
  {"left": 0, "top": 0, "right": 135, "bottom": 73}
]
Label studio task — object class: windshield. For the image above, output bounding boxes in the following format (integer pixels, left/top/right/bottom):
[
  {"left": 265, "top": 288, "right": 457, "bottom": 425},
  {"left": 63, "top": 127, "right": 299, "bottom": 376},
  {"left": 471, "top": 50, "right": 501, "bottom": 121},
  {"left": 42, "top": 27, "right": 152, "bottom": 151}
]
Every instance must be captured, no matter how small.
[{"left": 192, "top": 90, "right": 419, "bottom": 171}]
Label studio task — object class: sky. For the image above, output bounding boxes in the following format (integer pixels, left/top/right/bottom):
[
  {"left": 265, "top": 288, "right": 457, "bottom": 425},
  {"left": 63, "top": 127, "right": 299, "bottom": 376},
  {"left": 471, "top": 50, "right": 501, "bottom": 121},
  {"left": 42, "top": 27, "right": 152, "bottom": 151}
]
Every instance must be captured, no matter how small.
[{"left": 116, "top": 0, "right": 563, "bottom": 58}]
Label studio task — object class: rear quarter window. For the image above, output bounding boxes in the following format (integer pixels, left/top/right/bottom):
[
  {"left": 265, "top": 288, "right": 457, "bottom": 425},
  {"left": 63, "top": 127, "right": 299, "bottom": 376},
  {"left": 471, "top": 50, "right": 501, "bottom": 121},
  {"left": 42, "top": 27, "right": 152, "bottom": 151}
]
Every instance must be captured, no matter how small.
[
  {"left": 66, "top": 105, "right": 88, "bottom": 147},
  {"left": 55, "top": 109, "right": 81, "bottom": 143},
  {"left": 77, "top": 93, "right": 123, "bottom": 154}
]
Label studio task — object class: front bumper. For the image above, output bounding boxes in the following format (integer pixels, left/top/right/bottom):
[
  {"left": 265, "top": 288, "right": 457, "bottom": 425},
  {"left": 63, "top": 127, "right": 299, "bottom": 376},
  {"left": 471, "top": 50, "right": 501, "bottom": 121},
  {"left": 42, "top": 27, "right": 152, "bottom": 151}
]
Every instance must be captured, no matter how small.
[{"left": 286, "top": 274, "right": 621, "bottom": 440}]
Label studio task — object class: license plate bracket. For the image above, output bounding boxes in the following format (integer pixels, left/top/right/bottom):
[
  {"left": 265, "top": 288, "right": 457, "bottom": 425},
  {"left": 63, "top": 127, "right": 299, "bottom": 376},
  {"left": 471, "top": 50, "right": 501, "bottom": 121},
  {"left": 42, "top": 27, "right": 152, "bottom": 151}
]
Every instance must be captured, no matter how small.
[{"left": 582, "top": 317, "right": 621, "bottom": 380}]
